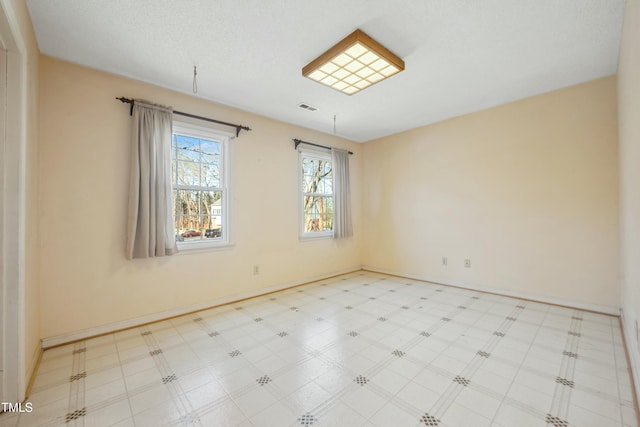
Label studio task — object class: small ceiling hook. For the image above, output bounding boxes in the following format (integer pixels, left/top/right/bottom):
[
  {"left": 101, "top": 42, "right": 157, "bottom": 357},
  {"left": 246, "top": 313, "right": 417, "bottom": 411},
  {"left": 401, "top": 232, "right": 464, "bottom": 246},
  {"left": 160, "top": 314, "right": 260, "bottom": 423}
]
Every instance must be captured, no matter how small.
[{"left": 193, "top": 66, "right": 198, "bottom": 94}]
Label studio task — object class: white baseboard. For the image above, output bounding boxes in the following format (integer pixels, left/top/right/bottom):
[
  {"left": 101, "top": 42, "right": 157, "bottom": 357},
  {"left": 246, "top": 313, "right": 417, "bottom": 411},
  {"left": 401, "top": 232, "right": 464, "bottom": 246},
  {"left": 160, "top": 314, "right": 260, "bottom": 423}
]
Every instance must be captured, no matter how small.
[
  {"left": 619, "top": 309, "right": 640, "bottom": 405},
  {"left": 362, "top": 265, "right": 620, "bottom": 316},
  {"left": 25, "top": 344, "right": 43, "bottom": 399},
  {"left": 41, "top": 266, "right": 362, "bottom": 349},
  {"left": 42, "top": 265, "right": 620, "bottom": 348}
]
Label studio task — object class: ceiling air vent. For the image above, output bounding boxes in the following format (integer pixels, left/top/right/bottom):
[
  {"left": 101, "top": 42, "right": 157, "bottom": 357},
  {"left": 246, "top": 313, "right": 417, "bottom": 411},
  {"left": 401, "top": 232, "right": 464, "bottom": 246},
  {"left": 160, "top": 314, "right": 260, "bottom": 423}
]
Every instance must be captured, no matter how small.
[{"left": 297, "top": 102, "right": 319, "bottom": 112}]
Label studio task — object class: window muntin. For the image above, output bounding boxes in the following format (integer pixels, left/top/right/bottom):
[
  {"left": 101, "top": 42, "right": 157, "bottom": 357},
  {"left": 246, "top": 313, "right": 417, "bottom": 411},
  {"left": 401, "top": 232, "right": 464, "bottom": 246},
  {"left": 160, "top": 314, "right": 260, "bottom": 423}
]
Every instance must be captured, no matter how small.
[
  {"left": 172, "top": 123, "right": 228, "bottom": 246},
  {"left": 300, "top": 151, "right": 333, "bottom": 236}
]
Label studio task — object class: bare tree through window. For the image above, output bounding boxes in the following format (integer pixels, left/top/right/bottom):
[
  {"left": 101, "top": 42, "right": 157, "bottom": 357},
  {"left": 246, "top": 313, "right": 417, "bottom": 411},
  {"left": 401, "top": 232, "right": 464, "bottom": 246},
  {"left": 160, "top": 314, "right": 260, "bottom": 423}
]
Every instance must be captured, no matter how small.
[{"left": 302, "top": 154, "right": 333, "bottom": 233}]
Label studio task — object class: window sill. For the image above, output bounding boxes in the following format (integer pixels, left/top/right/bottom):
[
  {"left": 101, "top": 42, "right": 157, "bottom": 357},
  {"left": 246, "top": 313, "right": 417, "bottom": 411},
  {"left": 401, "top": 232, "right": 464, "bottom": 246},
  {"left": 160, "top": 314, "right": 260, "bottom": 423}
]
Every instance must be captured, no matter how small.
[
  {"left": 176, "top": 240, "right": 234, "bottom": 255},
  {"left": 299, "top": 232, "right": 333, "bottom": 241}
]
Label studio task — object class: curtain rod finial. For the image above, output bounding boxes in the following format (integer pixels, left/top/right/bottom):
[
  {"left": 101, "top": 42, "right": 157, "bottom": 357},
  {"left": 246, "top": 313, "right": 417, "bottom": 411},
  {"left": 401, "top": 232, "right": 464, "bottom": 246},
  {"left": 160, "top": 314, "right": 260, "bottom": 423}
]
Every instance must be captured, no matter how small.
[{"left": 116, "top": 97, "right": 134, "bottom": 115}]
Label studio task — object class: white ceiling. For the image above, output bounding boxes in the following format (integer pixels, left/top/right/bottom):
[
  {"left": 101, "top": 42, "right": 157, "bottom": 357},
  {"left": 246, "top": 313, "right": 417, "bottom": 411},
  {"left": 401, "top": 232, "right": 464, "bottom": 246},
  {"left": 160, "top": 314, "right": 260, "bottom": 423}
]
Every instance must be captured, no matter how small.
[{"left": 27, "top": 0, "right": 625, "bottom": 142}]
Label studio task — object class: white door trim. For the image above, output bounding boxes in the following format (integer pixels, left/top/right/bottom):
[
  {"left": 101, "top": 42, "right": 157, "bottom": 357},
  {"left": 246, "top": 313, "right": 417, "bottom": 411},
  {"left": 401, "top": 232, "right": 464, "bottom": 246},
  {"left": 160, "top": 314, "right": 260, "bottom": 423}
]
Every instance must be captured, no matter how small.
[
  {"left": 0, "top": 0, "right": 28, "bottom": 403},
  {"left": 0, "top": 42, "right": 6, "bottom": 406}
]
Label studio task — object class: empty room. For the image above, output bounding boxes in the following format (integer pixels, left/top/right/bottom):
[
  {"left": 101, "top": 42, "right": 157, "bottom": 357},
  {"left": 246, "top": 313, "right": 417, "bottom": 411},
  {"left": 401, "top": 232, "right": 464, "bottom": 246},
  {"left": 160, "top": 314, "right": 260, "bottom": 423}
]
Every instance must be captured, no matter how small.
[{"left": 1, "top": 0, "right": 639, "bottom": 426}]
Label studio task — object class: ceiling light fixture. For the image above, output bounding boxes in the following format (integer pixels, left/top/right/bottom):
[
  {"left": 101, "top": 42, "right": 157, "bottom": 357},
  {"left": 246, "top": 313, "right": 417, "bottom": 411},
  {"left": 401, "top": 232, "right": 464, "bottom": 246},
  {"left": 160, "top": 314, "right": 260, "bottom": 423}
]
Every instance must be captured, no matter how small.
[{"left": 302, "top": 29, "right": 404, "bottom": 96}]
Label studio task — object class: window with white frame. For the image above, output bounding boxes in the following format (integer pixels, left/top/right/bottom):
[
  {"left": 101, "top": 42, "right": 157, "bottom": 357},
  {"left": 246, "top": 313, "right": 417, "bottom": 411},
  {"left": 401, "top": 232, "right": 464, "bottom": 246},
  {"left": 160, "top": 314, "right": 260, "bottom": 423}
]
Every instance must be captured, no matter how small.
[
  {"left": 300, "top": 150, "right": 333, "bottom": 237},
  {"left": 172, "top": 121, "right": 229, "bottom": 247}
]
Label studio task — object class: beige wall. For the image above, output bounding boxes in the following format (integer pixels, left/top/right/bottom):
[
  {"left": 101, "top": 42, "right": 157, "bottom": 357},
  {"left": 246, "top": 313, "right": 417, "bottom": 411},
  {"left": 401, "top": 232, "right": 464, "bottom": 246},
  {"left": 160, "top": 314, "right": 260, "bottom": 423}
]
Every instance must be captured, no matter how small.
[
  {"left": 38, "top": 56, "right": 362, "bottom": 339},
  {"left": 5, "top": 0, "right": 41, "bottom": 392},
  {"left": 618, "top": 0, "right": 640, "bottom": 394},
  {"left": 362, "top": 77, "right": 619, "bottom": 309}
]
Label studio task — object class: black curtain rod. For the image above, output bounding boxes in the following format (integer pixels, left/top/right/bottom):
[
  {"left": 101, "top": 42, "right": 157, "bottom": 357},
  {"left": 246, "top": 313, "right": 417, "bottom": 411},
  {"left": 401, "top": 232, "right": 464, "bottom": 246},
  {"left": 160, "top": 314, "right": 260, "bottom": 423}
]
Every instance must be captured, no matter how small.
[
  {"left": 116, "top": 97, "right": 251, "bottom": 137},
  {"left": 293, "top": 138, "right": 353, "bottom": 155}
]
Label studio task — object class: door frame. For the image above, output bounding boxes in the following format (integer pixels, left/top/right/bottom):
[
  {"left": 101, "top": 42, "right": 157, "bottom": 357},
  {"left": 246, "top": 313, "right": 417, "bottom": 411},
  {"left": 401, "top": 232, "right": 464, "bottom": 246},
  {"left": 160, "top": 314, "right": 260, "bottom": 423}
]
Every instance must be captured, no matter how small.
[{"left": 0, "top": 0, "right": 28, "bottom": 403}]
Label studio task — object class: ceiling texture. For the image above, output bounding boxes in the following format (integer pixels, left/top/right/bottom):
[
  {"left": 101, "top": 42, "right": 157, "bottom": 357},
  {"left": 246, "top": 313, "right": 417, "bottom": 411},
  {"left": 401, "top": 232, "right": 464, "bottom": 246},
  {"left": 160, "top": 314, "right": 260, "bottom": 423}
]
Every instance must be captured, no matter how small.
[{"left": 27, "top": 0, "right": 625, "bottom": 142}]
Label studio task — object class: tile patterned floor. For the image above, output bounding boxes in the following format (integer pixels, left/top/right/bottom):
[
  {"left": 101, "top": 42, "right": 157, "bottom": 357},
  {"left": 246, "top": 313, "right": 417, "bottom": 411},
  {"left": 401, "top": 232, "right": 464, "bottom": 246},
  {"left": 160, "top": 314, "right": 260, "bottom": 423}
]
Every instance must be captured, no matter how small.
[{"left": 2, "top": 271, "right": 637, "bottom": 426}]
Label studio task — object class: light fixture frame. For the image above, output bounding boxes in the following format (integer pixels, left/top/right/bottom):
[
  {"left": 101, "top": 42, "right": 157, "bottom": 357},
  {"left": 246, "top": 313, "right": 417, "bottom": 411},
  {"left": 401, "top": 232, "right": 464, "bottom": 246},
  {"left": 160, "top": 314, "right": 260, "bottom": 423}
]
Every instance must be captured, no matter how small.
[{"left": 302, "top": 29, "right": 405, "bottom": 95}]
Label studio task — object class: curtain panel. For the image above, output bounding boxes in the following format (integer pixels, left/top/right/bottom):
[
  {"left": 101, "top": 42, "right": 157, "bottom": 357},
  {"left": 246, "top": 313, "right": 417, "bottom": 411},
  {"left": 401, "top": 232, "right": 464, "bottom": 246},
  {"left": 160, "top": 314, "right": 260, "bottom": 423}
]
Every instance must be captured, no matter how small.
[
  {"left": 331, "top": 148, "right": 353, "bottom": 238},
  {"left": 125, "top": 100, "right": 178, "bottom": 259}
]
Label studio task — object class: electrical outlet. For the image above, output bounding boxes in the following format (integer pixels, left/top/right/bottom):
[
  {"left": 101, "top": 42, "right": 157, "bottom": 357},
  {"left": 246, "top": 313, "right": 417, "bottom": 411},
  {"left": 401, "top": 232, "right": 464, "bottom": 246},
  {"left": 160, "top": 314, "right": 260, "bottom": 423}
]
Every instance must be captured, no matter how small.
[
  {"left": 464, "top": 259, "right": 471, "bottom": 268},
  {"left": 442, "top": 257, "right": 447, "bottom": 266},
  {"left": 253, "top": 265, "right": 259, "bottom": 275}
]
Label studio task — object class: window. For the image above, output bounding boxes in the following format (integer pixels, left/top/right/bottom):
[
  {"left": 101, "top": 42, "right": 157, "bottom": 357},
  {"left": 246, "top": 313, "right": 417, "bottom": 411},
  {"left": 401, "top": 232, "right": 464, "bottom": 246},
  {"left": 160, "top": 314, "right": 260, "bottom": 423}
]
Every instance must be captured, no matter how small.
[
  {"left": 300, "top": 150, "right": 333, "bottom": 237},
  {"left": 172, "top": 121, "right": 229, "bottom": 247}
]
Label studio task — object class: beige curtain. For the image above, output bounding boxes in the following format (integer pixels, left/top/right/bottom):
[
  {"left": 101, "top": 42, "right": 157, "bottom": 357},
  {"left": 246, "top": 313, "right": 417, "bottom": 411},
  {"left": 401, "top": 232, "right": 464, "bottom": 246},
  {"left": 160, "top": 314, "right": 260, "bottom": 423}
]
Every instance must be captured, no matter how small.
[
  {"left": 331, "top": 148, "right": 353, "bottom": 238},
  {"left": 125, "top": 100, "right": 178, "bottom": 259}
]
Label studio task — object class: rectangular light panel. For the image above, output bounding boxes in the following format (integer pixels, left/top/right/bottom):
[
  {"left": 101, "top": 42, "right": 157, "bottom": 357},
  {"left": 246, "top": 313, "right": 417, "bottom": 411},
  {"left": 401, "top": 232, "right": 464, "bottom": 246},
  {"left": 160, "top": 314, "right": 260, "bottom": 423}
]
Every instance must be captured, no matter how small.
[{"left": 302, "top": 29, "right": 405, "bottom": 95}]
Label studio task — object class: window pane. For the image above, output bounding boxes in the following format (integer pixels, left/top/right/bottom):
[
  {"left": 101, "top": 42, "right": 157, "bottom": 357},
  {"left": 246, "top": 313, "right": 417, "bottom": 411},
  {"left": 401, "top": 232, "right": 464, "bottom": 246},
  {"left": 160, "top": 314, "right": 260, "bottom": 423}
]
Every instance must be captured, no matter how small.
[
  {"left": 302, "top": 157, "right": 314, "bottom": 189},
  {"left": 200, "top": 139, "right": 221, "bottom": 187},
  {"left": 175, "top": 215, "right": 204, "bottom": 241},
  {"left": 302, "top": 157, "right": 332, "bottom": 194},
  {"left": 174, "top": 135, "right": 200, "bottom": 162},
  {"left": 171, "top": 145, "right": 177, "bottom": 184},
  {"left": 202, "top": 191, "right": 223, "bottom": 240},
  {"left": 302, "top": 157, "right": 323, "bottom": 190},
  {"left": 204, "top": 225, "right": 223, "bottom": 239},
  {"left": 174, "top": 190, "right": 200, "bottom": 216},
  {"left": 201, "top": 191, "right": 223, "bottom": 225},
  {"left": 200, "top": 139, "right": 220, "bottom": 160},
  {"left": 318, "top": 171, "right": 332, "bottom": 194},
  {"left": 201, "top": 161, "right": 220, "bottom": 187},
  {"left": 303, "top": 196, "right": 333, "bottom": 232},
  {"left": 324, "top": 175, "right": 333, "bottom": 194},
  {"left": 173, "top": 189, "right": 183, "bottom": 217},
  {"left": 177, "top": 160, "right": 200, "bottom": 186}
]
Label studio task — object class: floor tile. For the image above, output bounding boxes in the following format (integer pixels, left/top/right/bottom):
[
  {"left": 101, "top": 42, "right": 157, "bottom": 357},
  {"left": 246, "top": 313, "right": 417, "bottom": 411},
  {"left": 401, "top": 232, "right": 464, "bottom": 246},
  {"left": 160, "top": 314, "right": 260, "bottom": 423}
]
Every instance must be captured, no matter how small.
[
  {"left": 567, "top": 402, "right": 624, "bottom": 427},
  {"left": 570, "top": 387, "right": 623, "bottom": 422},
  {"left": 343, "top": 387, "right": 391, "bottom": 419},
  {"left": 123, "top": 366, "right": 162, "bottom": 391},
  {"left": 395, "top": 380, "right": 441, "bottom": 411},
  {"left": 83, "top": 399, "right": 132, "bottom": 427},
  {"left": 0, "top": 414, "right": 20, "bottom": 427},
  {"left": 128, "top": 383, "right": 174, "bottom": 415},
  {"left": 454, "top": 387, "right": 502, "bottom": 420},
  {"left": 370, "top": 368, "right": 412, "bottom": 395},
  {"left": 184, "top": 379, "right": 228, "bottom": 411},
  {"left": 314, "top": 367, "right": 353, "bottom": 395},
  {"left": 197, "top": 398, "right": 247, "bottom": 427},
  {"left": 507, "top": 381, "right": 555, "bottom": 413},
  {"left": 84, "top": 378, "right": 127, "bottom": 407},
  {"left": 249, "top": 401, "right": 298, "bottom": 427},
  {"left": 285, "top": 381, "right": 333, "bottom": 413},
  {"left": 176, "top": 367, "right": 216, "bottom": 393},
  {"left": 440, "top": 402, "right": 492, "bottom": 427},
  {"left": 313, "top": 402, "right": 367, "bottom": 427},
  {"left": 16, "top": 396, "right": 69, "bottom": 426},
  {"left": 232, "top": 386, "right": 279, "bottom": 418},
  {"left": 132, "top": 399, "right": 183, "bottom": 426},
  {"left": 413, "top": 368, "right": 455, "bottom": 395},
  {"left": 28, "top": 382, "right": 70, "bottom": 407},
  {"left": 492, "top": 403, "right": 546, "bottom": 427},
  {"left": 369, "top": 401, "right": 420, "bottom": 427}
]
